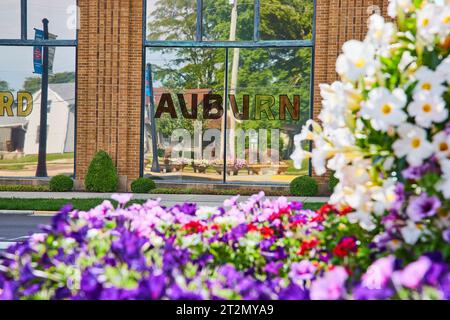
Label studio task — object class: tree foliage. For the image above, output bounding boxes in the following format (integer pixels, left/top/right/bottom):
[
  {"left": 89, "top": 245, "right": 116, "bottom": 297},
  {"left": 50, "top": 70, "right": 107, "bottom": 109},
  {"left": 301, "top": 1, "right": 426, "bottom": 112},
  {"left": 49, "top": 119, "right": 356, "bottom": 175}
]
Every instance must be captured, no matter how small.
[{"left": 22, "top": 72, "right": 76, "bottom": 94}]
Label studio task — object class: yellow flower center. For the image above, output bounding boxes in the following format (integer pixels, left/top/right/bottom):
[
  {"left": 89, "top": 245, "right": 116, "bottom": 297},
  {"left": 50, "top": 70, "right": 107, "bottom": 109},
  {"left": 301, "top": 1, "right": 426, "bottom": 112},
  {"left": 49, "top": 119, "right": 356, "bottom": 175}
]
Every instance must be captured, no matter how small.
[
  {"left": 422, "top": 103, "right": 432, "bottom": 113},
  {"left": 355, "top": 58, "right": 366, "bottom": 68},
  {"left": 422, "top": 18, "right": 429, "bottom": 26},
  {"left": 422, "top": 82, "right": 432, "bottom": 91},
  {"left": 439, "top": 142, "right": 449, "bottom": 152},
  {"left": 444, "top": 16, "right": 450, "bottom": 24},
  {"left": 382, "top": 104, "right": 393, "bottom": 115},
  {"left": 411, "top": 138, "right": 422, "bottom": 149}
]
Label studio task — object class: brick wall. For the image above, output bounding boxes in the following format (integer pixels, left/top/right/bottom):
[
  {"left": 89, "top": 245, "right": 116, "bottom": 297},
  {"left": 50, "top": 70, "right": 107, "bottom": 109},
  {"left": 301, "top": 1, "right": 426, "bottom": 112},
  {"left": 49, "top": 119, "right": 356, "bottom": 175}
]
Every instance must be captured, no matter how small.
[
  {"left": 75, "top": 0, "right": 143, "bottom": 189},
  {"left": 312, "top": 0, "right": 389, "bottom": 188},
  {"left": 75, "top": 0, "right": 388, "bottom": 191}
]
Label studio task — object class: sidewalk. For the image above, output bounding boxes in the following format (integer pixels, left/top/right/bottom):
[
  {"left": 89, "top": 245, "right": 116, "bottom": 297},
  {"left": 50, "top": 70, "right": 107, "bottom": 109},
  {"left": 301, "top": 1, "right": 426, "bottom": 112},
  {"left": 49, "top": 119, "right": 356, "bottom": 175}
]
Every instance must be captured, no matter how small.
[{"left": 0, "top": 192, "right": 329, "bottom": 208}]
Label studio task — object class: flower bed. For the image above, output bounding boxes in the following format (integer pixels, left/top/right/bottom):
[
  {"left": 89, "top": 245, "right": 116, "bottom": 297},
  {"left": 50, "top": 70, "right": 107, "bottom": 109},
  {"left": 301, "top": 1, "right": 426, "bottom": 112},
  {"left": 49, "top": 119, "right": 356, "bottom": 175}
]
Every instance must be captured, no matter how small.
[{"left": 0, "top": 193, "right": 448, "bottom": 300}]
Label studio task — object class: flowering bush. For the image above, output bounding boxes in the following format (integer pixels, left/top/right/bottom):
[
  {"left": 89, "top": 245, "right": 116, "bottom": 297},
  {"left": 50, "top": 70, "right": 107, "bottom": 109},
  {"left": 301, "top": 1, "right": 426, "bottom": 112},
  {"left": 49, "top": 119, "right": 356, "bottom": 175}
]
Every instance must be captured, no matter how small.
[
  {"left": 291, "top": 0, "right": 450, "bottom": 259},
  {"left": 0, "top": 194, "right": 447, "bottom": 300}
]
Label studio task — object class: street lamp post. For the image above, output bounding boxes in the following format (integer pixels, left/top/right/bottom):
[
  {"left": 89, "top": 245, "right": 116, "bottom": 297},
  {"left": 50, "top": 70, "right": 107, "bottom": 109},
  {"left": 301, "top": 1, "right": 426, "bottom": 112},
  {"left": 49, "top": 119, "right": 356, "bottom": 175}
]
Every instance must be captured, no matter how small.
[{"left": 36, "top": 18, "right": 49, "bottom": 177}]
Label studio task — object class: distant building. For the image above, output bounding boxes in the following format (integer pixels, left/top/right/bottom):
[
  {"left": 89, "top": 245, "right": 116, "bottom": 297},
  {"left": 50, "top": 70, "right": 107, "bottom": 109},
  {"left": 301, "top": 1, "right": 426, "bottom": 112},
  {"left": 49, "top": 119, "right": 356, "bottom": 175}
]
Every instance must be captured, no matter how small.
[
  {"left": 23, "top": 83, "right": 75, "bottom": 155},
  {"left": 0, "top": 107, "right": 27, "bottom": 154}
]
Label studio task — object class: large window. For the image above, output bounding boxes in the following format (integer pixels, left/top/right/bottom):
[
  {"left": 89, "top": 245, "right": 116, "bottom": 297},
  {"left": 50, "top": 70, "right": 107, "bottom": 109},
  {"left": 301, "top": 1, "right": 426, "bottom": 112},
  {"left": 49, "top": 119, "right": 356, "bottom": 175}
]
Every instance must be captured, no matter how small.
[
  {"left": 0, "top": 0, "right": 77, "bottom": 178},
  {"left": 143, "top": 0, "right": 315, "bottom": 185}
]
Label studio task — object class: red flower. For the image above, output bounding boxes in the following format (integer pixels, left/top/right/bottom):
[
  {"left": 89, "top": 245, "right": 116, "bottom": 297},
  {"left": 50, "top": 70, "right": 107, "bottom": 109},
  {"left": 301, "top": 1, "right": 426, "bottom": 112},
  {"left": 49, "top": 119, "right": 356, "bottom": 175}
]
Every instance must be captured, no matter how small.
[
  {"left": 317, "top": 204, "right": 337, "bottom": 216},
  {"left": 333, "top": 237, "right": 358, "bottom": 257},
  {"left": 297, "top": 238, "right": 319, "bottom": 255},
  {"left": 339, "top": 206, "right": 354, "bottom": 216},
  {"left": 260, "top": 227, "right": 275, "bottom": 239},
  {"left": 247, "top": 223, "right": 259, "bottom": 232},
  {"left": 181, "top": 221, "right": 207, "bottom": 234}
]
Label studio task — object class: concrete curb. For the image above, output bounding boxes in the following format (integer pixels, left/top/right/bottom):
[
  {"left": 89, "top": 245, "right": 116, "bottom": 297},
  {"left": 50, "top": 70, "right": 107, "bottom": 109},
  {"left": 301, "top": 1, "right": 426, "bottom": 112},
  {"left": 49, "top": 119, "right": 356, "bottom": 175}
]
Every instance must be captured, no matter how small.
[{"left": 0, "top": 210, "right": 58, "bottom": 216}]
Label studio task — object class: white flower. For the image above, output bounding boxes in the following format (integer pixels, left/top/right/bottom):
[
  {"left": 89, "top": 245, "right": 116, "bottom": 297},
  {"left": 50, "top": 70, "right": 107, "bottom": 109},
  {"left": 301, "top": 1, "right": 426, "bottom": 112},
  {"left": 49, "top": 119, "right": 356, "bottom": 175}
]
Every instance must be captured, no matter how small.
[
  {"left": 438, "top": 159, "right": 450, "bottom": 199},
  {"left": 372, "top": 179, "right": 397, "bottom": 216},
  {"left": 433, "top": 132, "right": 450, "bottom": 160},
  {"left": 417, "top": 4, "right": 439, "bottom": 44},
  {"left": 393, "top": 124, "right": 433, "bottom": 166},
  {"left": 413, "top": 66, "right": 447, "bottom": 96},
  {"left": 407, "top": 92, "right": 448, "bottom": 128},
  {"left": 398, "top": 51, "right": 416, "bottom": 72},
  {"left": 366, "top": 15, "right": 395, "bottom": 53},
  {"left": 336, "top": 40, "right": 375, "bottom": 82},
  {"left": 436, "top": 55, "right": 450, "bottom": 84},
  {"left": 400, "top": 220, "right": 422, "bottom": 245},
  {"left": 361, "top": 87, "right": 408, "bottom": 132},
  {"left": 388, "top": 0, "right": 413, "bottom": 18},
  {"left": 437, "top": 4, "right": 450, "bottom": 38}
]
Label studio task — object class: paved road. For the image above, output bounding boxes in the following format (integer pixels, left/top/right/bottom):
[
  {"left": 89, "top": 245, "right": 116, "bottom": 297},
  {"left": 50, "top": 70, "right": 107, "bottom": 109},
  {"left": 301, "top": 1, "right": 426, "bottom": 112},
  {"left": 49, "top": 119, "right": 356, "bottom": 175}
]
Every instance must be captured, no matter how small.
[{"left": 0, "top": 214, "right": 52, "bottom": 250}]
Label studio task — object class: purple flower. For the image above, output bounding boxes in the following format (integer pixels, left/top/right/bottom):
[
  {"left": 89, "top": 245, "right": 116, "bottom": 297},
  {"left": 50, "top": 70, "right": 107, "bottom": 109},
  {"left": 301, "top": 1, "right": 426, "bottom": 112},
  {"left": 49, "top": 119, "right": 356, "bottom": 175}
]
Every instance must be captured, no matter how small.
[
  {"left": 406, "top": 193, "right": 441, "bottom": 222},
  {"left": 171, "top": 203, "right": 197, "bottom": 216},
  {"left": 402, "top": 164, "right": 430, "bottom": 180},
  {"left": 289, "top": 261, "right": 317, "bottom": 282},
  {"left": 290, "top": 201, "right": 303, "bottom": 211},
  {"left": 279, "top": 283, "right": 309, "bottom": 300},
  {"left": 310, "top": 267, "right": 348, "bottom": 300},
  {"left": 264, "top": 261, "right": 283, "bottom": 275},
  {"left": 353, "top": 285, "right": 394, "bottom": 300},
  {"left": 137, "top": 274, "right": 166, "bottom": 300},
  {"left": 391, "top": 183, "right": 406, "bottom": 212},
  {"left": 443, "top": 229, "right": 450, "bottom": 243}
]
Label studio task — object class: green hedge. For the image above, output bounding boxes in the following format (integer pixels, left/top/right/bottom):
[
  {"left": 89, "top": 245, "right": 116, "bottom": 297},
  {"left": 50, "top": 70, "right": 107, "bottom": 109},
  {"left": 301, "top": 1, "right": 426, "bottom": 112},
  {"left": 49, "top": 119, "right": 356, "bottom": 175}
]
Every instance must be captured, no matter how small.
[
  {"left": 85, "top": 150, "right": 119, "bottom": 193},
  {"left": 131, "top": 178, "right": 156, "bottom": 193},
  {"left": 289, "top": 176, "right": 319, "bottom": 197},
  {"left": 0, "top": 185, "right": 50, "bottom": 192},
  {"left": 49, "top": 175, "right": 74, "bottom": 192}
]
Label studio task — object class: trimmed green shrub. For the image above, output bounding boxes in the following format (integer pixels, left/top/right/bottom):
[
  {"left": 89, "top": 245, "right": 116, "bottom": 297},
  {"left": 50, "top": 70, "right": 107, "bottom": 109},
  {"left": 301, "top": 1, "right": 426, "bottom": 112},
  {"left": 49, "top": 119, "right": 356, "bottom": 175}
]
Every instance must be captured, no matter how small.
[
  {"left": 49, "top": 175, "right": 74, "bottom": 192},
  {"left": 0, "top": 185, "right": 50, "bottom": 192},
  {"left": 131, "top": 178, "right": 156, "bottom": 194},
  {"left": 85, "top": 150, "right": 119, "bottom": 192},
  {"left": 329, "top": 175, "right": 339, "bottom": 192},
  {"left": 290, "top": 176, "right": 319, "bottom": 197}
]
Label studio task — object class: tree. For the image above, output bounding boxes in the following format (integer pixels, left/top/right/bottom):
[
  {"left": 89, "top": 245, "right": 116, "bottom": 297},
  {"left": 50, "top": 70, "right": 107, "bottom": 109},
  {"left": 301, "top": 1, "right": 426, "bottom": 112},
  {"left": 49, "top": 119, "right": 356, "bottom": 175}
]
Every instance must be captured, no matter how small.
[
  {"left": 0, "top": 79, "right": 10, "bottom": 91},
  {"left": 23, "top": 71, "right": 76, "bottom": 94}
]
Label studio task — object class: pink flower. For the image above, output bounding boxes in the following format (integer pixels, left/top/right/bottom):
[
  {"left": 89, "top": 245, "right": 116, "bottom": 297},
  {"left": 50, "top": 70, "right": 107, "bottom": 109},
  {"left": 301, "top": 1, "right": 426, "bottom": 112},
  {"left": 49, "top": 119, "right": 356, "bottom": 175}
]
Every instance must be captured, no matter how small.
[
  {"left": 362, "top": 255, "right": 395, "bottom": 289},
  {"left": 392, "top": 256, "right": 431, "bottom": 289},
  {"left": 111, "top": 194, "right": 132, "bottom": 206},
  {"left": 310, "top": 267, "right": 348, "bottom": 300}
]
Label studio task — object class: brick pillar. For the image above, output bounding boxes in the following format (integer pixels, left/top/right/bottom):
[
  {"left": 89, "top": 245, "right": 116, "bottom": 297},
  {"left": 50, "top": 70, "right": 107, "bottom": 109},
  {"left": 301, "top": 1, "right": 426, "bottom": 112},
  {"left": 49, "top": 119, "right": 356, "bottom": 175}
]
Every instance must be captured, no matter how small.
[
  {"left": 312, "top": 0, "right": 389, "bottom": 193},
  {"left": 76, "top": 0, "right": 143, "bottom": 190}
]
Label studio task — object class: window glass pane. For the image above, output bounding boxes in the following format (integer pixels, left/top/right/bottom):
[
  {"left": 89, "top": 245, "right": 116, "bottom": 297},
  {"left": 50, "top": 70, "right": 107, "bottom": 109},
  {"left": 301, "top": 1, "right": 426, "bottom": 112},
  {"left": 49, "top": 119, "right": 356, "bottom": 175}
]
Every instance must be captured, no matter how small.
[
  {"left": 203, "top": 0, "right": 254, "bottom": 41},
  {"left": 147, "top": 0, "right": 197, "bottom": 41},
  {"left": 225, "top": 47, "right": 311, "bottom": 184},
  {"left": 260, "top": 0, "right": 314, "bottom": 40},
  {"left": 0, "top": 0, "right": 21, "bottom": 39},
  {"left": 0, "top": 46, "right": 76, "bottom": 177},
  {"left": 144, "top": 47, "right": 226, "bottom": 183},
  {"left": 28, "top": 0, "right": 77, "bottom": 40}
]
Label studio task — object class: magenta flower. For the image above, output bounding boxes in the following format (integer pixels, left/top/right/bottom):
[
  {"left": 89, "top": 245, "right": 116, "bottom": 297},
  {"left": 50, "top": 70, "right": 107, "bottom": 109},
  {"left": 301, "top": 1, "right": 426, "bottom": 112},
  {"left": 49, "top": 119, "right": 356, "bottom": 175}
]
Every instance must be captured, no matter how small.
[
  {"left": 111, "top": 194, "right": 132, "bottom": 206},
  {"left": 361, "top": 255, "right": 395, "bottom": 289}
]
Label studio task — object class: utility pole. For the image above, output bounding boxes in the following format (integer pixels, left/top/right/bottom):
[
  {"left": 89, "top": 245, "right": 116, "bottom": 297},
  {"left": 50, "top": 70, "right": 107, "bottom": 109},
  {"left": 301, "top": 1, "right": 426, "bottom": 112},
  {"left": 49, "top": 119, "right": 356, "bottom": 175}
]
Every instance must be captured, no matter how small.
[
  {"left": 36, "top": 18, "right": 49, "bottom": 177},
  {"left": 221, "top": 0, "right": 240, "bottom": 161}
]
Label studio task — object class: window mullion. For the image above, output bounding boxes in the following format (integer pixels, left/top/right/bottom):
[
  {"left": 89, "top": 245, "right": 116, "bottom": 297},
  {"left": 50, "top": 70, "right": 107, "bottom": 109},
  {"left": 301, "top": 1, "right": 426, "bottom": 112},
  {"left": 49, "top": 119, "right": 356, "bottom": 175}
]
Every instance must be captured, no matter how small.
[
  {"left": 21, "top": 0, "right": 27, "bottom": 40},
  {"left": 254, "top": 0, "right": 260, "bottom": 42}
]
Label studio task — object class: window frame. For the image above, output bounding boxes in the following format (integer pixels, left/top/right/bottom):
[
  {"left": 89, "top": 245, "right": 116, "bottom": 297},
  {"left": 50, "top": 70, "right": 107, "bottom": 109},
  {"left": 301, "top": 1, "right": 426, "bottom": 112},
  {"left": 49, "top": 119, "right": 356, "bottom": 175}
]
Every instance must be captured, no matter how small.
[
  {"left": 0, "top": 0, "right": 78, "bottom": 178},
  {"left": 141, "top": 0, "right": 317, "bottom": 184}
]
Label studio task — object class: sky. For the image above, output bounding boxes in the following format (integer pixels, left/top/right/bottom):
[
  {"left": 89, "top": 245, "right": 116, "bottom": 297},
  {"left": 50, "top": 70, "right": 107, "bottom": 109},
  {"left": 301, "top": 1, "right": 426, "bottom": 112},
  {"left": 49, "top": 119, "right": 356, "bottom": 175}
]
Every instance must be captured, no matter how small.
[{"left": 0, "top": 0, "right": 76, "bottom": 91}]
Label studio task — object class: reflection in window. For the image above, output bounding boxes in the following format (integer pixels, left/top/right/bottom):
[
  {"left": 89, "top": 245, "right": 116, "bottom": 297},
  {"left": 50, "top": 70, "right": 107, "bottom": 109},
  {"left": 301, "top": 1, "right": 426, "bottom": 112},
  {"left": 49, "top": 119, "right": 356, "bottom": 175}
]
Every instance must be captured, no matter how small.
[
  {"left": 147, "top": 0, "right": 197, "bottom": 41},
  {"left": 0, "top": 0, "right": 21, "bottom": 39},
  {"left": 27, "top": 0, "right": 77, "bottom": 40},
  {"left": 144, "top": 48, "right": 226, "bottom": 182},
  {"left": 260, "top": 0, "right": 314, "bottom": 40},
  {"left": 0, "top": 47, "right": 76, "bottom": 177},
  {"left": 202, "top": 0, "right": 254, "bottom": 41}
]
